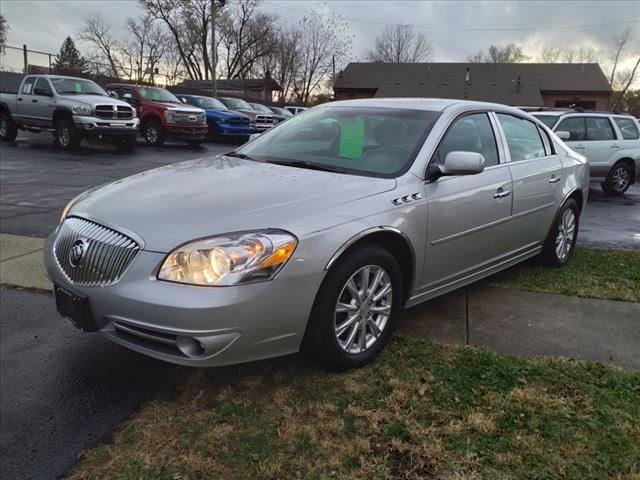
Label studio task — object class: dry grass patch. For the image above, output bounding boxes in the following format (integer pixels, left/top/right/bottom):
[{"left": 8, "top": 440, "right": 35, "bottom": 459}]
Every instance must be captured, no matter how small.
[{"left": 69, "top": 336, "right": 640, "bottom": 480}]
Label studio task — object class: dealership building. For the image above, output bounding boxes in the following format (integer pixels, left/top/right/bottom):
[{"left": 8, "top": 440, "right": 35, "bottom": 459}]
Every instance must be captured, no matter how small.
[{"left": 333, "top": 63, "right": 612, "bottom": 110}]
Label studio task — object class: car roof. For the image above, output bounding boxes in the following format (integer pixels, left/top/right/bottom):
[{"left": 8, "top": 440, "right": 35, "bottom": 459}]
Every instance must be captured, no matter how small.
[
  {"left": 530, "top": 110, "right": 634, "bottom": 118},
  {"left": 326, "top": 97, "right": 532, "bottom": 115}
]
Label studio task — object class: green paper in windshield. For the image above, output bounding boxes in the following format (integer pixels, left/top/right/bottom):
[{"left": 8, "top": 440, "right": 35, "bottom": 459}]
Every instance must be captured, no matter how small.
[
  {"left": 339, "top": 117, "right": 364, "bottom": 159},
  {"left": 198, "top": 98, "right": 204, "bottom": 105},
  {"left": 152, "top": 91, "right": 160, "bottom": 101},
  {"left": 139, "top": 87, "right": 147, "bottom": 97},
  {"left": 74, "top": 82, "right": 82, "bottom": 93}
]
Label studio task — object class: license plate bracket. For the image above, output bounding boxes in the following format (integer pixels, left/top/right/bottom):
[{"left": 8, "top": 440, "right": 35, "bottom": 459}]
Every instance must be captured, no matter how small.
[{"left": 54, "top": 284, "right": 98, "bottom": 332}]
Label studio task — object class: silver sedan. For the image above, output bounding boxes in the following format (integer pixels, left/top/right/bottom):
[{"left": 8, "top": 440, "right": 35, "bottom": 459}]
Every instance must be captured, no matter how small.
[{"left": 44, "top": 99, "right": 589, "bottom": 370}]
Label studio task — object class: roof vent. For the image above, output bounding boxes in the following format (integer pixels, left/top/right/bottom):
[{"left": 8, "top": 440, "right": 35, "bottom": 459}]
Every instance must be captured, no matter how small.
[{"left": 465, "top": 67, "right": 470, "bottom": 82}]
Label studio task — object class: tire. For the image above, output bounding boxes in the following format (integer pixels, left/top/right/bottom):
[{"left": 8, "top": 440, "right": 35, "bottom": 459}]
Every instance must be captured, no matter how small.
[
  {"left": 0, "top": 111, "right": 18, "bottom": 142},
  {"left": 303, "top": 245, "right": 403, "bottom": 371},
  {"left": 542, "top": 198, "right": 579, "bottom": 267},
  {"left": 142, "top": 120, "right": 165, "bottom": 146},
  {"left": 54, "top": 118, "right": 81, "bottom": 150},
  {"left": 116, "top": 135, "right": 137, "bottom": 151},
  {"left": 208, "top": 123, "right": 222, "bottom": 142},
  {"left": 602, "top": 162, "right": 632, "bottom": 196}
]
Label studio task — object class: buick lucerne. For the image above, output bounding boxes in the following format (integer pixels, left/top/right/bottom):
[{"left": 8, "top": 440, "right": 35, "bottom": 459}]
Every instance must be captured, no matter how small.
[{"left": 44, "top": 99, "right": 589, "bottom": 370}]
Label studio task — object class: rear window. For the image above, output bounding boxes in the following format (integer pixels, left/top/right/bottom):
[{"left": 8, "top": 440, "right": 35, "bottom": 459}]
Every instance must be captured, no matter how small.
[
  {"left": 532, "top": 114, "right": 558, "bottom": 128},
  {"left": 497, "top": 114, "right": 546, "bottom": 161},
  {"left": 613, "top": 117, "right": 640, "bottom": 140}
]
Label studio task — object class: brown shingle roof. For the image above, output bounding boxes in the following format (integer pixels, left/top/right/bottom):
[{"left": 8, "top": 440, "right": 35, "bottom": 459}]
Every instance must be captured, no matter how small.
[{"left": 334, "top": 63, "right": 611, "bottom": 105}]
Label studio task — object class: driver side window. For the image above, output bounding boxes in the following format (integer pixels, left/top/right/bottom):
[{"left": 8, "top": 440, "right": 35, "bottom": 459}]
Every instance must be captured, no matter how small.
[{"left": 432, "top": 113, "right": 499, "bottom": 168}]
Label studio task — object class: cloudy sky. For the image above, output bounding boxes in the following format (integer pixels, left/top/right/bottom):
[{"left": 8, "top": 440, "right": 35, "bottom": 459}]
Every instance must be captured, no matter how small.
[{"left": 1, "top": 0, "right": 639, "bottom": 72}]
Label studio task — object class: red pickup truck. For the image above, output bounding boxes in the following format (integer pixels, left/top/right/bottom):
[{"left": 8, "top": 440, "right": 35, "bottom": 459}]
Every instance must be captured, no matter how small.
[{"left": 106, "top": 84, "right": 208, "bottom": 146}]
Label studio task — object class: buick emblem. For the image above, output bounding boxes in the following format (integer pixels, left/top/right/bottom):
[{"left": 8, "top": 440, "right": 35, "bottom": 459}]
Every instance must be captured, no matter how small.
[{"left": 69, "top": 239, "right": 88, "bottom": 268}]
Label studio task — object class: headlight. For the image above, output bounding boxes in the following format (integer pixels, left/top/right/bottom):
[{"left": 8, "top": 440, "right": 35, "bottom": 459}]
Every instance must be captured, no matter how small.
[
  {"left": 201, "top": 113, "right": 207, "bottom": 125},
  {"left": 165, "top": 111, "right": 176, "bottom": 124},
  {"left": 60, "top": 193, "right": 83, "bottom": 222},
  {"left": 158, "top": 230, "right": 297, "bottom": 286},
  {"left": 71, "top": 105, "right": 93, "bottom": 116}
]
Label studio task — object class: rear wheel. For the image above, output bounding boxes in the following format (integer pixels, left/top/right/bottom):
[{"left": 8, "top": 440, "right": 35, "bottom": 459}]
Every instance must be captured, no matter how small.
[
  {"left": 143, "top": 120, "right": 165, "bottom": 146},
  {"left": 0, "top": 111, "right": 18, "bottom": 142},
  {"left": 54, "top": 119, "right": 81, "bottom": 150},
  {"left": 303, "top": 246, "right": 402, "bottom": 370},
  {"left": 602, "top": 162, "right": 632, "bottom": 196},
  {"left": 542, "top": 199, "right": 579, "bottom": 267}
]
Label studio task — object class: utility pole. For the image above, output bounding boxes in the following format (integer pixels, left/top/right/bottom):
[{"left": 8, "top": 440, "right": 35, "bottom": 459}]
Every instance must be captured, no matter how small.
[{"left": 210, "top": 0, "right": 218, "bottom": 97}]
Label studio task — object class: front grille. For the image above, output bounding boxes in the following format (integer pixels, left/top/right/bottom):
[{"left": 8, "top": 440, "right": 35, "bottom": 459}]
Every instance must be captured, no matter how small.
[
  {"left": 255, "top": 115, "right": 274, "bottom": 124},
  {"left": 228, "top": 117, "right": 250, "bottom": 126},
  {"left": 53, "top": 217, "right": 139, "bottom": 287},
  {"left": 94, "top": 104, "right": 134, "bottom": 120},
  {"left": 113, "top": 320, "right": 184, "bottom": 357},
  {"left": 172, "top": 111, "right": 204, "bottom": 124}
]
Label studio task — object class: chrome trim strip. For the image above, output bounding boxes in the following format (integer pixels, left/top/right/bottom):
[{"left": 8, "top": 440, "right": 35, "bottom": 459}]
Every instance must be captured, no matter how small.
[
  {"left": 114, "top": 322, "right": 176, "bottom": 345},
  {"left": 430, "top": 202, "right": 555, "bottom": 246}
]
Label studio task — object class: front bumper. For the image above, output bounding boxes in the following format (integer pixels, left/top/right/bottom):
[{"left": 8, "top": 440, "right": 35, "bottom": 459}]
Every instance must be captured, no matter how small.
[
  {"left": 216, "top": 124, "right": 253, "bottom": 136},
  {"left": 44, "top": 232, "right": 323, "bottom": 367},
  {"left": 165, "top": 124, "right": 208, "bottom": 140},
  {"left": 253, "top": 123, "right": 274, "bottom": 132},
  {"left": 73, "top": 116, "right": 139, "bottom": 136}
]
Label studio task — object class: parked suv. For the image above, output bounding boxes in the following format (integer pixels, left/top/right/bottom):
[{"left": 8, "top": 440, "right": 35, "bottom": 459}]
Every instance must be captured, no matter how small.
[
  {"left": 531, "top": 111, "right": 640, "bottom": 195},
  {"left": 216, "top": 97, "right": 275, "bottom": 132},
  {"left": 107, "top": 84, "right": 207, "bottom": 146},
  {"left": 0, "top": 75, "right": 138, "bottom": 150},
  {"left": 249, "top": 102, "right": 286, "bottom": 123},
  {"left": 176, "top": 94, "right": 252, "bottom": 140}
]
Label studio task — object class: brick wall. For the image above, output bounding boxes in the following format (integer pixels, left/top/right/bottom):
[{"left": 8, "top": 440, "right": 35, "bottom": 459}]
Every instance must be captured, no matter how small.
[{"left": 541, "top": 92, "right": 611, "bottom": 110}]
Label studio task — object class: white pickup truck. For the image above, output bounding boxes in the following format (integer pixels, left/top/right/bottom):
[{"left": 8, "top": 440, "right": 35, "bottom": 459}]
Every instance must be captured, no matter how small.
[{"left": 0, "top": 74, "right": 139, "bottom": 150}]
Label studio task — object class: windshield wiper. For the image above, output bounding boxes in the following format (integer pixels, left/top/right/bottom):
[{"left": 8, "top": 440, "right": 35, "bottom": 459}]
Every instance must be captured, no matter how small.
[
  {"left": 266, "top": 160, "right": 348, "bottom": 174},
  {"left": 226, "top": 151, "right": 257, "bottom": 160},
  {"left": 58, "top": 91, "right": 80, "bottom": 95}
]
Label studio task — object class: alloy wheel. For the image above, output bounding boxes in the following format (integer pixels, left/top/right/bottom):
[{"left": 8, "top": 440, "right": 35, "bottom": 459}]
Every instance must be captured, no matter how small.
[
  {"left": 555, "top": 208, "right": 576, "bottom": 261},
  {"left": 58, "top": 126, "right": 71, "bottom": 147},
  {"left": 334, "top": 265, "right": 393, "bottom": 354},
  {"left": 612, "top": 166, "right": 630, "bottom": 192},
  {"left": 146, "top": 125, "right": 159, "bottom": 144},
  {"left": 0, "top": 118, "right": 7, "bottom": 138}
]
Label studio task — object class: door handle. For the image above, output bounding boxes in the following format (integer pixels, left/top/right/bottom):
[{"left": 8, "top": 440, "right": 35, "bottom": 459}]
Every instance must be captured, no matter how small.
[
  {"left": 493, "top": 188, "right": 511, "bottom": 199},
  {"left": 610, "top": 144, "right": 620, "bottom": 149},
  {"left": 573, "top": 144, "right": 585, "bottom": 149},
  {"left": 549, "top": 175, "right": 561, "bottom": 184},
  {"left": 17, "top": 98, "right": 22, "bottom": 101},
  {"left": 32, "top": 99, "right": 38, "bottom": 103}
]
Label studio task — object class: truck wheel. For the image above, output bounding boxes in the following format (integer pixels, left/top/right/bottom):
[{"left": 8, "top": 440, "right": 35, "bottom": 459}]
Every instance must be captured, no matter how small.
[
  {"left": 55, "top": 119, "right": 81, "bottom": 150},
  {"left": 0, "top": 111, "right": 18, "bottom": 142},
  {"left": 302, "top": 245, "right": 402, "bottom": 371},
  {"left": 117, "top": 135, "right": 137, "bottom": 151},
  {"left": 143, "top": 120, "right": 165, "bottom": 146},
  {"left": 601, "top": 162, "right": 632, "bottom": 196}
]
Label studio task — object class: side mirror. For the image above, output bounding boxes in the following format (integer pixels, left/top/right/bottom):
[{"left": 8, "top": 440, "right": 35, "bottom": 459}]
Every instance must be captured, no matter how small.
[
  {"left": 556, "top": 130, "right": 571, "bottom": 140},
  {"left": 108, "top": 91, "right": 118, "bottom": 98},
  {"left": 122, "top": 93, "right": 133, "bottom": 104},
  {"left": 33, "top": 87, "right": 52, "bottom": 97},
  {"left": 427, "top": 151, "right": 485, "bottom": 182},
  {"left": 181, "top": 98, "right": 187, "bottom": 103}
]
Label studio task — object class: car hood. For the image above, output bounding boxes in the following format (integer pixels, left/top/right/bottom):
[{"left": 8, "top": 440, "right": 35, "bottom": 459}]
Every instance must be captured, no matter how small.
[
  {"left": 206, "top": 109, "right": 247, "bottom": 120},
  {"left": 71, "top": 156, "right": 396, "bottom": 252},
  {"left": 70, "top": 95, "right": 130, "bottom": 107}
]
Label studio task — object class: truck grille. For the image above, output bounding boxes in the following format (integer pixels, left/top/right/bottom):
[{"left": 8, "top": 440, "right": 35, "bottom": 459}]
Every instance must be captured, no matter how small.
[
  {"left": 172, "top": 111, "right": 204, "bottom": 124},
  {"left": 228, "top": 117, "right": 250, "bottom": 126},
  {"left": 95, "top": 105, "right": 134, "bottom": 120},
  {"left": 255, "top": 115, "right": 274, "bottom": 124},
  {"left": 53, "top": 217, "right": 139, "bottom": 287}
]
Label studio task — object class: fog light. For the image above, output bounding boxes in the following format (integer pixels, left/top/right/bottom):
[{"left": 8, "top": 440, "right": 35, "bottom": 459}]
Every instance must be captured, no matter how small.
[{"left": 176, "top": 335, "right": 205, "bottom": 358}]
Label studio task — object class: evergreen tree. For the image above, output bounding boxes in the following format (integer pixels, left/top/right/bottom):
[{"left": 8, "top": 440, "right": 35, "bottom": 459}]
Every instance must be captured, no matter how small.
[{"left": 53, "top": 37, "right": 89, "bottom": 75}]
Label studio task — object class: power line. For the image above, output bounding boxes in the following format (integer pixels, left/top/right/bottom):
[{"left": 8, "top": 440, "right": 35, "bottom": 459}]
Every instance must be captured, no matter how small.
[{"left": 264, "top": 1, "right": 640, "bottom": 32}]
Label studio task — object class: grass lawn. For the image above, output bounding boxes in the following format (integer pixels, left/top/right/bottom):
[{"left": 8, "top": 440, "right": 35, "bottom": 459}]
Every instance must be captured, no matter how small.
[
  {"left": 487, "top": 247, "right": 640, "bottom": 303},
  {"left": 69, "top": 336, "right": 639, "bottom": 480}
]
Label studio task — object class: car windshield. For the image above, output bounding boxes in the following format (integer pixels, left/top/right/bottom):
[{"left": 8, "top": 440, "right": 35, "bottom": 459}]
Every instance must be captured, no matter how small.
[
  {"left": 271, "top": 107, "right": 293, "bottom": 117},
  {"left": 223, "top": 98, "right": 253, "bottom": 110},
  {"left": 139, "top": 86, "right": 181, "bottom": 104},
  {"left": 51, "top": 78, "right": 107, "bottom": 96},
  {"left": 236, "top": 106, "right": 440, "bottom": 177},
  {"left": 532, "top": 114, "right": 559, "bottom": 128},
  {"left": 193, "top": 97, "right": 228, "bottom": 110}
]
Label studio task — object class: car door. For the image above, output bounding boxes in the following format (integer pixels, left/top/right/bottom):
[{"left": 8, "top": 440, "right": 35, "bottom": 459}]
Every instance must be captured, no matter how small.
[
  {"left": 583, "top": 116, "right": 619, "bottom": 179},
  {"left": 611, "top": 115, "right": 640, "bottom": 157},
  {"left": 422, "top": 112, "right": 513, "bottom": 290},
  {"left": 15, "top": 76, "right": 37, "bottom": 123},
  {"left": 555, "top": 115, "right": 587, "bottom": 157},
  {"left": 29, "top": 77, "right": 56, "bottom": 128},
  {"left": 495, "top": 113, "right": 563, "bottom": 249}
]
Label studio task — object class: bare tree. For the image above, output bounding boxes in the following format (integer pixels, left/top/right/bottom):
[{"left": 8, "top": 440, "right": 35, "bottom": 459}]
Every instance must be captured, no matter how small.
[
  {"left": 258, "top": 25, "right": 301, "bottom": 102},
  {"left": 612, "top": 53, "right": 640, "bottom": 109},
  {"left": 0, "top": 15, "right": 8, "bottom": 54},
  {"left": 293, "top": 9, "right": 351, "bottom": 105},
  {"left": 561, "top": 46, "right": 599, "bottom": 64},
  {"left": 78, "top": 14, "right": 123, "bottom": 78},
  {"left": 218, "top": 0, "right": 279, "bottom": 80},
  {"left": 608, "top": 29, "right": 632, "bottom": 87},
  {"left": 365, "top": 24, "right": 433, "bottom": 63},
  {"left": 121, "top": 15, "right": 166, "bottom": 83},
  {"left": 539, "top": 46, "right": 561, "bottom": 63},
  {"left": 468, "top": 43, "right": 528, "bottom": 63}
]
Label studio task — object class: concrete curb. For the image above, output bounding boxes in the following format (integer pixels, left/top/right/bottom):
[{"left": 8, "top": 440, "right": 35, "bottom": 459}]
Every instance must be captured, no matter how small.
[{"left": 0, "top": 234, "right": 51, "bottom": 292}]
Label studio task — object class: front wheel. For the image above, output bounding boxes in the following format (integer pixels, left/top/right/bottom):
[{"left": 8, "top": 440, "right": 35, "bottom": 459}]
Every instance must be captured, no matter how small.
[
  {"left": 142, "top": 120, "right": 165, "bottom": 146},
  {"left": 0, "top": 111, "right": 18, "bottom": 142},
  {"left": 55, "top": 119, "right": 81, "bottom": 150},
  {"left": 542, "top": 199, "right": 579, "bottom": 267},
  {"left": 602, "top": 162, "right": 632, "bottom": 196},
  {"left": 303, "top": 245, "right": 403, "bottom": 371}
]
